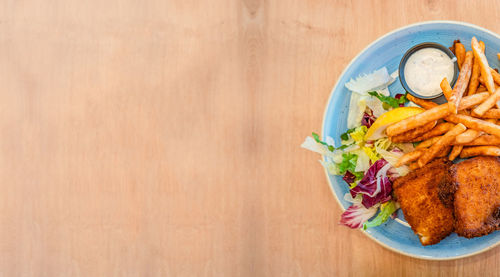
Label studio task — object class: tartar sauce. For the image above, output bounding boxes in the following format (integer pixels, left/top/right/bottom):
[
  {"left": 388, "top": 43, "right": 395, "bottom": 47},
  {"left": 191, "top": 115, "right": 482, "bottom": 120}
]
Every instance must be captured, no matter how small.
[{"left": 404, "top": 48, "right": 455, "bottom": 97}]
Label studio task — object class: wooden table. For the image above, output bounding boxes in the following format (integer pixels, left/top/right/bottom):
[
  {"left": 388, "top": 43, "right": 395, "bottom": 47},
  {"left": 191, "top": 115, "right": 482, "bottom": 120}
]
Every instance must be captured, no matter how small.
[{"left": 1, "top": 0, "right": 500, "bottom": 276}]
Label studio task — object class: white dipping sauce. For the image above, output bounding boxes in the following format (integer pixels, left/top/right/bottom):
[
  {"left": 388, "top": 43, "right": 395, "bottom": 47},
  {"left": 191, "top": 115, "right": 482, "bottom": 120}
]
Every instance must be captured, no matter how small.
[{"left": 404, "top": 48, "right": 455, "bottom": 97}]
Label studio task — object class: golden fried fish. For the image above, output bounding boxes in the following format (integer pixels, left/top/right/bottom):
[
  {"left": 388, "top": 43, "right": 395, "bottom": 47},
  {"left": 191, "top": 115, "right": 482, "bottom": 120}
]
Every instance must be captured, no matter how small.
[
  {"left": 451, "top": 156, "right": 500, "bottom": 238},
  {"left": 393, "top": 158, "right": 455, "bottom": 245}
]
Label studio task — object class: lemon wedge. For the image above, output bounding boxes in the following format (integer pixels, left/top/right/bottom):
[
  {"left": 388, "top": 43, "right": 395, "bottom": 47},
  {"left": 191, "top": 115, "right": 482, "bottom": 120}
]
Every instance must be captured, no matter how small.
[{"left": 365, "top": 107, "right": 424, "bottom": 140}]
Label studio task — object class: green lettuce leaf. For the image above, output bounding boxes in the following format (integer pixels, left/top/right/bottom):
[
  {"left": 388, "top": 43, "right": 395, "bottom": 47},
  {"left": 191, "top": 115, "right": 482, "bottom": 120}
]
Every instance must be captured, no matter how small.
[
  {"left": 363, "top": 200, "right": 399, "bottom": 229},
  {"left": 368, "top": 91, "right": 408, "bottom": 109},
  {"left": 312, "top": 132, "right": 351, "bottom": 151},
  {"left": 340, "top": 128, "right": 356, "bottom": 141},
  {"left": 311, "top": 132, "right": 335, "bottom": 152},
  {"left": 339, "top": 153, "right": 358, "bottom": 175},
  {"left": 350, "top": 126, "right": 368, "bottom": 144}
]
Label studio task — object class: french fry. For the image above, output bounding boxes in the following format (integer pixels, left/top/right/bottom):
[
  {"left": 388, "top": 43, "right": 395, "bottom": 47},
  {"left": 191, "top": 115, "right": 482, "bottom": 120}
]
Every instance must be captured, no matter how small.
[
  {"left": 417, "top": 123, "right": 467, "bottom": 167},
  {"left": 412, "top": 123, "right": 454, "bottom": 142},
  {"left": 460, "top": 134, "right": 500, "bottom": 146},
  {"left": 389, "top": 120, "right": 437, "bottom": 142},
  {"left": 455, "top": 42, "right": 466, "bottom": 68},
  {"left": 490, "top": 68, "right": 500, "bottom": 85},
  {"left": 455, "top": 129, "right": 482, "bottom": 144},
  {"left": 416, "top": 136, "right": 442, "bottom": 149},
  {"left": 406, "top": 94, "right": 438, "bottom": 109},
  {"left": 468, "top": 42, "right": 486, "bottom": 95},
  {"left": 472, "top": 87, "right": 500, "bottom": 116},
  {"left": 478, "top": 75, "right": 484, "bottom": 85},
  {"left": 449, "top": 40, "right": 460, "bottom": 54},
  {"left": 449, "top": 51, "right": 473, "bottom": 114},
  {"left": 472, "top": 37, "right": 495, "bottom": 94},
  {"left": 409, "top": 162, "right": 419, "bottom": 170},
  {"left": 459, "top": 146, "right": 500, "bottom": 158},
  {"left": 479, "top": 108, "right": 500, "bottom": 119},
  {"left": 452, "top": 92, "right": 488, "bottom": 110},
  {"left": 386, "top": 105, "right": 450, "bottom": 137},
  {"left": 438, "top": 146, "right": 452, "bottom": 158},
  {"left": 386, "top": 92, "right": 489, "bottom": 136},
  {"left": 394, "top": 149, "right": 424, "bottom": 167},
  {"left": 440, "top": 78, "right": 453, "bottom": 101},
  {"left": 446, "top": 92, "right": 490, "bottom": 119},
  {"left": 446, "top": 114, "right": 500, "bottom": 138},
  {"left": 459, "top": 109, "right": 471, "bottom": 116},
  {"left": 479, "top": 74, "right": 500, "bottom": 89},
  {"left": 449, "top": 145, "right": 463, "bottom": 160},
  {"left": 498, "top": 53, "right": 500, "bottom": 61},
  {"left": 477, "top": 85, "right": 488, "bottom": 93}
]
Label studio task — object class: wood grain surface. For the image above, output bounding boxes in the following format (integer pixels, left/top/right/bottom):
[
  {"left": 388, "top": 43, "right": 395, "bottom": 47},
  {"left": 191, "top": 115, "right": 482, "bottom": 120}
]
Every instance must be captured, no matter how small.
[{"left": 1, "top": 0, "right": 500, "bottom": 276}]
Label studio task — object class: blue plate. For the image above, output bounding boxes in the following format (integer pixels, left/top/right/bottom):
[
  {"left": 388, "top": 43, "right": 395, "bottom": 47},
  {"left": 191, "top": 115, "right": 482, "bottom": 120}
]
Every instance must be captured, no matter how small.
[{"left": 322, "top": 21, "right": 500, "bottom": 260}]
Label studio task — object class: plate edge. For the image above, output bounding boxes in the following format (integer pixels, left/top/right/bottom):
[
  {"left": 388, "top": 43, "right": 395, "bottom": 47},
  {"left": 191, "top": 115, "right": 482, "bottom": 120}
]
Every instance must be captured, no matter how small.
[{"left": 320, "top": 20, "right": 500, "bottom": 261}]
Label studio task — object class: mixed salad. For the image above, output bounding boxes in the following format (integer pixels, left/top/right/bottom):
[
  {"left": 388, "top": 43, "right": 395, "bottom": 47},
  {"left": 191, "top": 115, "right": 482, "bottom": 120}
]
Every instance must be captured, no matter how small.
[{"left": 302, "top": 67, "right": 417, "bottom": 229}]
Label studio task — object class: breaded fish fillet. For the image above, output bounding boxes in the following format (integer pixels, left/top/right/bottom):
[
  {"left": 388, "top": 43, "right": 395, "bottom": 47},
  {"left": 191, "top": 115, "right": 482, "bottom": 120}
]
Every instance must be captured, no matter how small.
[
  {"left": 451, "top": 156, "right": 500, "bottom": 238},
  {"left": 393, "top": 158, "right": 455, "bottom": 245}
]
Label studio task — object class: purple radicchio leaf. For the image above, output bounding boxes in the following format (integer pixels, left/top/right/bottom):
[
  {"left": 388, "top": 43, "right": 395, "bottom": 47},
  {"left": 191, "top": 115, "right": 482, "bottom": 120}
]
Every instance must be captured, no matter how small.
[
  {"left": 350, "top": 159, "right": 392, "bottom": 208},
  {"left": 395, "top": 93, "right": 406, "bottom": 107},
  {"left": 361, "top": 109, "right": 376, "bottom": 128},
  {"left": 391, "top": 147, "right": 403, "bottom": 153},
  {"left": 343, "top": 171, "right": 356, "bottom": 184},
  {"left": 340, "top": 203, "right": 379, "bottom": 229}
]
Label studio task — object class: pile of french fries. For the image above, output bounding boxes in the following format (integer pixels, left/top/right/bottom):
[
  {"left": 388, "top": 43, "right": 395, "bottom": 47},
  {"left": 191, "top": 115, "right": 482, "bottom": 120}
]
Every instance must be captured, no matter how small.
[{"left": 392, "top": 37, "right": 500, "bottom": 169}]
